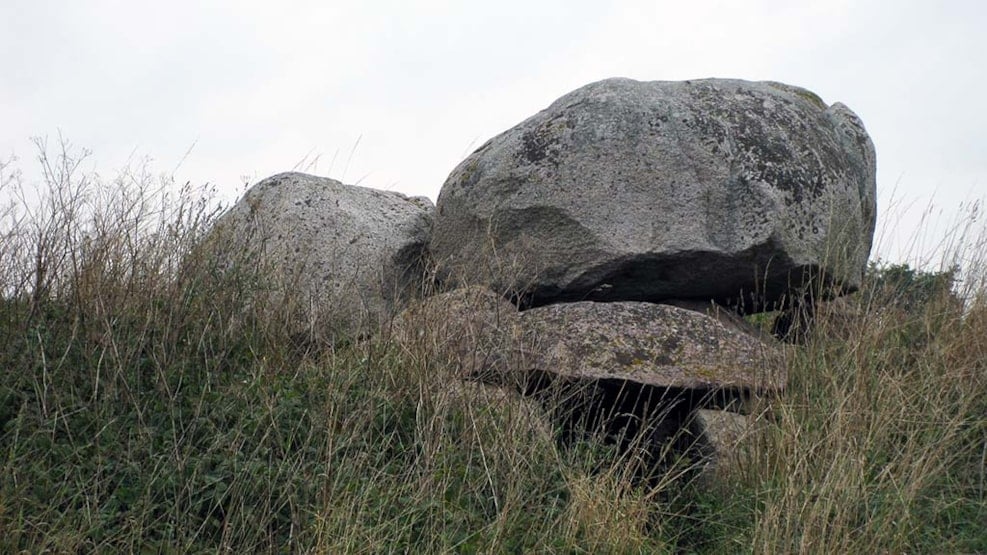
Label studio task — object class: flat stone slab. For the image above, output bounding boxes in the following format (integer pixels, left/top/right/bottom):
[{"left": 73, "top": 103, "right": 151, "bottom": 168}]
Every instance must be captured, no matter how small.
[{"left": 520, "top": 301, "right": 785, "bottom": 393}]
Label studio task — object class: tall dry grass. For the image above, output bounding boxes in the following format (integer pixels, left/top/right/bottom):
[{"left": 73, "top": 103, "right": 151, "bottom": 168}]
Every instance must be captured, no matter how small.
[
  {"left": 0, "top": 139, "right": 983, "bottom": 552},
  {"left": 723, "top": 207, "right": 987, "bottom": 553}
]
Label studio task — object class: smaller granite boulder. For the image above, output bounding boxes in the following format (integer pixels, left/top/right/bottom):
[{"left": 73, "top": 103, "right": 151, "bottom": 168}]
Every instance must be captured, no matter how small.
[
  {"left": 212, "top": 172, "right": 433, "bottom": 342},
  {"left": 686, "top": 409, "right": 761, "bottom": 484}
]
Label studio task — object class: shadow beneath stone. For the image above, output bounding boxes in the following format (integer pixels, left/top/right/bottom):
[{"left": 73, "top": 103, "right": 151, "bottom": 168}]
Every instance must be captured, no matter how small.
[{"left": 523, "top": 371, "right": 751, "bottom": 485}]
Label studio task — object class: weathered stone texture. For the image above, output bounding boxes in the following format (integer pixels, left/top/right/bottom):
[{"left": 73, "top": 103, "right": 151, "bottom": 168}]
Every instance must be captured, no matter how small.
[
  {"left": 215, "top": 171, "right": 433, "bottom": 340},
  {"left": 433, "top": 77, "right": 877, "bottom": 311},
  {"left": 520, "top": 301, "right": 785, "bottom": 394}
]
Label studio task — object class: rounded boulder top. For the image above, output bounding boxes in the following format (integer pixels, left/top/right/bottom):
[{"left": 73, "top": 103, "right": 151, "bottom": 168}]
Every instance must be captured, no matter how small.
[
  {"left": 212, "top": 172, "right": 434, "bottom": 341},
  {"left": 432, "top": 77, "right": 877, "bottom": 312}
]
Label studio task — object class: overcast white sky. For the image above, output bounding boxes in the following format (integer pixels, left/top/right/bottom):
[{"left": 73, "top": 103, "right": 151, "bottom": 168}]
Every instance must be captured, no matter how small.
[{"left": 2, "top": 0, "right": 985, "bottom": 267}]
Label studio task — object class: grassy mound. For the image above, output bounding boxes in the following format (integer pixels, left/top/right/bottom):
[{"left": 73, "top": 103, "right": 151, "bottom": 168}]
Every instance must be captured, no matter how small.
[{"left": 0, "top": 143, "right": 983, "bottom": 552}]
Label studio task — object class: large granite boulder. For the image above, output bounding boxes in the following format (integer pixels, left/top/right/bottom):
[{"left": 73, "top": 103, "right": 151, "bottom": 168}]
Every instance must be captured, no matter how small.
[
  {"left": 213, "top": 172, "right": 433, "bottom": 341},
  {"left": 432, "top": 78, "right": 877, "bottom": 312}
]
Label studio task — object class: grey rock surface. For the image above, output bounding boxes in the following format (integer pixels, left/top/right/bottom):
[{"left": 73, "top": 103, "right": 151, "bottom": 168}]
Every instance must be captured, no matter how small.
[
  {"left": 214, "top": 172, "right": 433, "bottom": 341},
  {"left": 389, "top": 286, "right": 522, "bottom": 381},
  {"left": 432, "top": 77, "right": 877, "bottom": 311},
  {"left": 661, "top": 299, "right": 774, "bottom": 342},
  {"left": 687, "top": 409, "right": 757, "bottom": 483},
  {"left": 441, "top": 381, "right": 554, "bottom": 442},
  {"left": 520, "top": 301, "right": 785, "bottom": 396}
]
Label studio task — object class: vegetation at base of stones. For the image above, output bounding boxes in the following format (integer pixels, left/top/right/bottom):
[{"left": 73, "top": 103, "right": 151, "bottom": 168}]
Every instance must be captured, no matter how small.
[
  {"left": 862, "top": 260, "right": 960, "bottom": 313},
  {"left": 1, "top": 141, "right": 984, "bottom": 553},
  {"left": 767, "top": 261, "right": 963, "bottom": 344}
]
